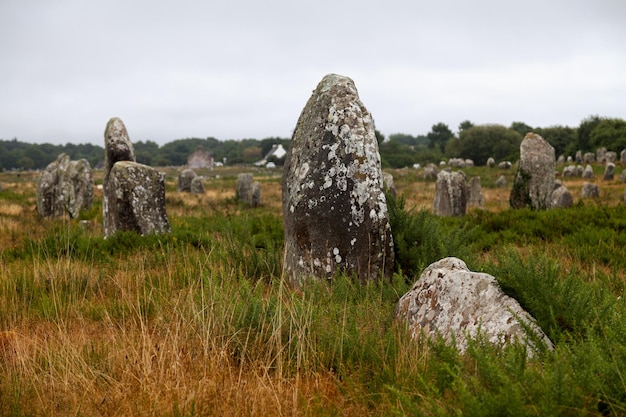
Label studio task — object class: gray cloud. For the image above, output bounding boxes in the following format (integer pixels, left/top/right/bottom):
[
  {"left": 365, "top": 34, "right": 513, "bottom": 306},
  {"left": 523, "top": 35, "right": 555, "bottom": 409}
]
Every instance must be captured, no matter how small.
[{"left": 1, "top": 0, "right": 625, "bottom": 145}]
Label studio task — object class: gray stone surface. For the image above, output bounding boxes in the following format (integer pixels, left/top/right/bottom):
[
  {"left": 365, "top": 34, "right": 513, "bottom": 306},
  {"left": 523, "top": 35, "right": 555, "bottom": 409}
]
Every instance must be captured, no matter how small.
[
  {"left": 510, "top": 133, "right": 555, "bottom": 210},
  {"left": 467, "top": 176, "right": 484, "bottom": 208},
  {"left": 36, "top": 153, "right": 94, "bottom": 218},
  {"left": 551, "top": 185, "right": 573, "bottom": 208},
  {"left": 382, "top": 172, "right": 396, "bottom": 197},
  {"left": 236, "top": 173, "right": 261, "bottom": 207},
  {"left": 422, "top": 163, "right": 438, "bottom": 180},
  {"left": 498, "top": 161, "right": 512, "bottom": 170},
  {"left": 486, "top": 157, "right": 495, "bottom": 168},
  {"left": 190, "top": 176, "right": 205, "bottom": 194},
  {"left": 433, "top": 171, "right": 467, "bottom": 216},
  {"left": 575, "top": 150, "right": 583, "bottom": 163},
  {"left": 582, "top": 164, "right": 594, "bottom": 179},
  {"left": 581, "top": 182, "right": 600, "bottom": 199},
  {"left": 583, "top": 152, "right": 595, "bottom": 164},
  {"left": 395, "top": 257, "right": 554, "bottom": 355},
  {"left": 562, "top": 165, "right": 576, "bottom": 177},
  {"left": 104, "top": 161, "right": 170, "bottom": 237},
  {"left": 178, "top": 168, "right": 197, "bottom": 192},
  {"left": 621, "top": 149, "right": 626, "bottom": 165},
  {"left": 597, "top": 147, "right": 607, "bottom": 163},
  {"left": 605, "top": 151, "right": 617, "bottom": 164},
  {"left": 282, "top": 73, "right": 394, "bottom": 284},
  {"left": 603, "top": 163, "right": 615, "bottom": 181},
  {"left": 495, "top": 175, "right": 507, "bottom": 188},
  {"left": 621, "top": 169, "right": 626, "bottom": 183}
]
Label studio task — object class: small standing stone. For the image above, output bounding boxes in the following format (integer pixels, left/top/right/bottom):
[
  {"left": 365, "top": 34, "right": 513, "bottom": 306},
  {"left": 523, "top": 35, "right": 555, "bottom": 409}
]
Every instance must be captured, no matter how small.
[
  {"left": 467, "top": 176, "right": 484, "bottom": 208},
  {"left": 190, "top": 176, "right": 205, "bottom": 194},
  {"left": 178, "top": 168, "right": 197, "bottom": 192},
  {"left": 434, "top": 171, "right": 467, "bottom": 216},
  {"left": 551, "top": 185, "right": 573, "bottom": 208},
  {"left": 620, "top": 169, "right": 626, "bottom": 183},
  {"left": 382, "top": 172, "right": 396, "bottom": 197},
  {"left": 581, "top": 182, "right": 600, "bottom": 199},
  {"left": 510, "top": 133, "right": 555, "bottom": 210},
  {"left": 498, "top": 161, "right": 512, "bottom": 170},
  {"left": 603, "top": 163, "right": 615, "bottom": 181},
  {"left": 422, "top": 164, "right": 438, "bottom": 180},
  {"left": 597, "top": 147, "right": 607, "bottom": 163},
  {"left": 495, "top": 175, "right": 507, "bottom": 188},
  {"left": 236, "top": 173, "right": 261, "bottom": 207},
  {"left": 486, "top": 157, "right": 495, "bottom": 168},
  {"left": 575, "top": 150, "right": 583, "bottom": 163},
  {"left": 620, "top": 149, "right": 626, "bottom": 165},
  {"left": 562, "top": 165, "right": 576, "bottom": 177},
  {"left": 582, "top": 165, "right": 594, "bottom": 179},
  {"left": 583, "top": 152, "right": 595, "bottom": 164},
  {"left": 605, "top": 151, "right": 617, "bottom": 164}
]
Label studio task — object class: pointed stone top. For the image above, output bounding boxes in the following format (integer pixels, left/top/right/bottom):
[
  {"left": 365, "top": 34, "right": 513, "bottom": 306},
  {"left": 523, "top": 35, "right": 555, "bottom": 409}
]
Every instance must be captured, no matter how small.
[
  {"left": 104, "top": 117, "right": 135, "bottom": 177},
  {"left": 316, "top": 73, "right": 358, "bottom": 95}
]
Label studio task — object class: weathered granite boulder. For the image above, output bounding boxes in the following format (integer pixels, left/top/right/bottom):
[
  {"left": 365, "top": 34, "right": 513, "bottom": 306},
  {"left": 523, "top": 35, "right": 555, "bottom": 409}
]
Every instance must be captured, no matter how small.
[
  {"left": 434, "top": 171, "right": 467, "bottom": 216},
  {"left": 486, "top": 157, "right": 495, "bottom": 168},
  {"left": 103, "top": 117, "right": 169, "bottom": 237},
  {"left": 498, "top": 161, "right": 512, "bottom": 170},
  {"left": 36, "top": 153, "right": 94, "bottom": 218},
  {"left": 394, "top": 257, "right": 554, "bottom": 355},
  {"left": 190, "top": 176, "right": 205, "bottom": 194},
  {"left": 597, "top": 147, "right": 607, "bottom": 163},
  {"left": 581, "top": 182, "right": 600, "bottom": 199},
  {"left": 178, "top": 168, "right": 197, "bottom": 192},
  {"left": 551, "top": 185, "right": 573, "bottom": 208},
  {"left": 583, "top": 152, "right": 595, "bottom": 164},
  {"left": 510, "top": 133, "right": 555, "bottom": 210},
  {"left": 582, "top": 164, "right": 594, "bottom": 179},
  {"left": 576, "top": 165, "right": 584, "bottom": 177},
  {"left": 467, "top": 176, "right": 484, "bottom": 209},
  {"left": 562, "top": 165, "right": 576, "bottom": 177},
  {"left": 605, "top": 151, "right": 617, "bottom": 164},
  {"left": 465, "top": 159, "right": 474, "bottom": 167},
  {"left": 382, "top": 172, "right": 396, "bottom": 197},
  {"left": 104, "top": 161, "right": 170, "bottom": 237},
  {"left": 236, "top": 173, "right": 261, "bottom": 207},
  {"left": 621, "top": 149, "right": 626, "bottom": 165},
  {"left": 495, "top": 175, "right": 507, "bottom": 188},
  {"left": 282, "top": 73, "right": 394, "bottom": 284},
  {"left": 603, "top": 163, "right": 615, "bottom": 181},
  {"left": 557, "top": 155, "right": 565, "bottom": 164},
  {"left": 575, "top": 150, "right": 583, "bottom": 163}
]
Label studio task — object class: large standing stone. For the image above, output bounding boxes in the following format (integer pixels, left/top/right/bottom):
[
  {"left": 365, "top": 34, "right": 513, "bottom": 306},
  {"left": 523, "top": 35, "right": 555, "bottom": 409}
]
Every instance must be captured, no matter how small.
[
  {"left": 105, "top": 161, "right": 170, "bottom": 237},
  {"left": 178, "top": 168, "right": 197, "bottom": 192},
  {"left": 282, "top": 74, "right": 394, "bottom": 284},
  {"left": 433, "top": 171, "right": 467, "bottom": 216},
  {"left": 394, "top": 257, "right": 554, "bottom": 355},
  {"left": 36, "top": 153, "right": 94, "bottom": 218},
  {"left": 603, "top": 163, "right": 615, "bottom": 181},
  {"left": 103, "top": 117, "right": 169, "bottom": 237},
  {"left": 510, "top": 133, "right": 555, "bottom": 210}
]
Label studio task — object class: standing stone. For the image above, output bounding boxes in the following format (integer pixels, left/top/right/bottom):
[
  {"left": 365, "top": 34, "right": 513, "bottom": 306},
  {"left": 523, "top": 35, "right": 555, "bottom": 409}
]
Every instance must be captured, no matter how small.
[
  {"left": 394, "top": 257, "right": 554, "bottom": 355},
  {"left": 605, "top": 151, "right": 617, "bottom": 164},
  {"left": 434, "top": 171, "right": 467, "bottom": 216},
  {"left": 582, "top": 164, "right": 594, "bottom": 179},
  {"left": 467, "top": 176, "right": 484, "bottom": 209},
  {"left": 236, "top": 173, "right": 261, "bottom": 207},
  {"left": 557, "top": 155, "right": 565, "bottom": 164},
  {"left": 562, "top": 165, "right": 576, "bottom": 177},
  {"left": 495, "top": 175, "right": 507, "bottom": 188},
  {"left": 621, "top": 169, "right": 626, "bottom": 183},
  {"left": 465, "top": 159, "right": 474, "bottom": 167},
  {"left": 575, "top": 150, "right": 583, "bottom": 163},
  {"left": 103, "top": 117, "right": 169, "bottom": 237},
  {"left": 382, "top": 172, "right": 396, "bottom": 197},
  {"left": 498, "top": 161, "right": 512, "bottom": 170},
  {"left": 583, "top": 152, "right": 595, "bottom": 164},
  {"left": 621, "top": 149, "right": 626, "bottom": 165},
  {"left": 510, "top": 133, "right": 555, "bottom": 210},
  {"left": 486, "top": 157, "right": 495, "bottom": 168},
  {"left": 576, "top": 165, "right": 584, "bottom": 177},
  {"left": 105, "top": 161, "right": 171, "bottom": 236},
  {"left": 603, "top": 163, "right": 615, "bottom": 181},
  {"left": 551, "top": 185, "right": 573, "bottom": 208},
  {"left": 178, "top": 168, "right": 197, "bottom": 192},
  {"left": 282, "top": 74, "right": 394, "bottom": 284},
  {"left": 190, "top": 176, "right": 205, "bottom": 194},
  {"left": 422, "top": 163, "right": 438, "bottom": 180},
  {"left": 36, "top": 153, "right": 94, "bottom": 218},
  {"left": 597, "top": 147, "right": 607, "bottom": 163},
  {"left": 581, "top": 182, "right": 600, "bottom": 199}
]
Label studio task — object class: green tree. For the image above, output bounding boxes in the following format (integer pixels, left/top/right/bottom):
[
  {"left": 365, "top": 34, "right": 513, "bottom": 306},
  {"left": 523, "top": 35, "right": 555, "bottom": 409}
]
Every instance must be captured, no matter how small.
[
  {"left": 458, "top": 120, "right": 474, "bottom": 134},
  {"left": 510, "top": 121, "right": 533, "bottom": 137},
  {"left": 576, "top": 115, "right": 602, "bottom": 152},
  {"left": 427, "top": 123, "right": 454, "bottom": 153},
  {"left": 589, "top": 118, "right": 626, "bottom": 151},
  {"left": 457, "top": 124, "right": 522, "bottom": 165},
  {"left": 535, "top": 125, "right": 577, "bottom": 158}
]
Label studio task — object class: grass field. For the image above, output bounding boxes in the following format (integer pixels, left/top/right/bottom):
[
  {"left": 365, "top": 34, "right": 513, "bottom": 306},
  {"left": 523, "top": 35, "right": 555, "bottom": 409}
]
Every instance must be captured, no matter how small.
[{"left": 0, "top": 163, "right": 625, "bottom": 416}]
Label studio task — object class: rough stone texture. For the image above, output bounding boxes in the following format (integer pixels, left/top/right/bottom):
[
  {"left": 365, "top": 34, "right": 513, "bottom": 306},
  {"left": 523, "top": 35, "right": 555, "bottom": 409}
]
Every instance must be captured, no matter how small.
[
  {"left": 282, "top": 73, "right": 394, "bottom": 284},
  {"left": 605, "top": 151, "right": 617, "bottom": 164},
  {"left": 434, "top": 171, "right": 467, "bottom": 216},
  {"left": 236, "top": 173, "right": 261, "bottom": 207},
  {"left": 382, "top": 172, "right": 396, "bottom": 197},
  {"left": 575, "top": 150, "right": 583, "bottom": 163},
  {"left": 190, "top": 176, "right": 205, "bottom": 194},
  {"left": 495, "top": 175, "right": 507, "bottom": 188},
  {"left": 551, "top": 185, "right": 573, "bottom": 208},
  {"left": 498, "top": 161, "right": 512, "bottom": 170},
  {"left": 467, "top": 176, "right": 484, "bottom": 209},
  {"left": 583, "top": 152, "right": 595, "bottom": 164},
  {"left": 510, "top": 133, "right": 555, "bottom": 210},
  {"left": 603, "top": 163, "right": 615, "bottom": 181},
  {"left": 562, "top": 165, "right": 576, "bottom": 177},
  {"left": 104, "top": 117, "right": 135, "bottom": 180},
  {"left": 187, "top": 147, "right": 214, "bottom": 169},
  {"left": 597, "top": 147, "right": 607, "bottom": 163},
  {"left": 621, "top": 149, "right": 626, "bottom": 165},
  {"left": 422, "top": 163, "right": 438, "bottom": 180},
  {"left": 36, "top": 153, "right": 94, "bottom": 218},
  {"left": 576, "top": 165, "right": 584, "bottom": 177},
  {"left": 394, "top": 257, "right": 554, "bottom": 355},
  {"left": 486, "top": 157, "right": 495, "bottom": 168},
  {"left": 582, "top": 164, "right": 594, "bottom": 179},
  {"left": 104, "top": 161, "right": 170, "bottom": 237},
  {"left": 581, "top": 182, "right": 600, "bottom": 199},
  {"left": 178, "top": 168, "right": 197, "bottom": 192}
]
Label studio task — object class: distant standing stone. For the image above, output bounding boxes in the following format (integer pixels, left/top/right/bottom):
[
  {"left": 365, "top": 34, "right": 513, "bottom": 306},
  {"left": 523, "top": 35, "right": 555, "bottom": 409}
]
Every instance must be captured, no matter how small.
[
  {"left": 282, "top": 73, "right": 394, "bottom": 284},
  {"left": 581, "top": 182, "right": 600, "bottom": 199},
  {"left": 382, "top": 172, "right": 396, "bottom": 197},
  {"left": 575, "top": 150, "right": 583, "bottom": 163},
  {"left": 621, "top": 169, "right": 626, "bottom": 183},
  {"left": 486, "top": 157, "right": 495, "bottom": 168},
  {"left": 603, "top": 163, "right": 615, "bottom": 181},
  {"left": 422, "top": 164, "right": 438, "bottom": 180},
  {"left": 597, "top": 147, "right": 607, "bottom": 163},
  {"left": 583, "top": 152, "right": 595, "bottom": 164},
  {"left": 621, "top": 149, "right": 626, "bottom": 165},
  {"left": 190, "top": 176, "right": 205, "bottom": 194},
  {"left": 582, "top": 164, "right": 594, "bottom": 179},
  {"left": 510, "top": 133, "right": 555, "bottom": 210},
  {"left": 434, "top": 171, "right": 467, "bottom": 216},
  {"left": 495, "top": 175, "right": 507, "bottom": 188},
  {"left": 605, "top": 151, "right": 617, "bottom": 164},
  {"left": 498, "top": 161, "right": 512, "bottom": 170},
  {"left": 178, "top": 168, "right": 197, "bottom": 192},
  {"left": 394, "top": 257, "right": 554, "bottom": 355},
  {"left": 236, "top": 173, "right": 261, "bottom": 207},
  {"left": 562, "top": 165, "right": 576, "bottom": 177},
  {"left": 551, "top": 185, "right": 573, "bottom": 208},
  {"left": 467, "top": 176, "right": 484, "bottom": 208}
]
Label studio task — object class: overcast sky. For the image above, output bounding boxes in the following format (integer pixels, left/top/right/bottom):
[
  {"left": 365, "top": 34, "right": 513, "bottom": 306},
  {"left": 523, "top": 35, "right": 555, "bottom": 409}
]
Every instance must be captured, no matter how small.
[{"left": 1, "top": 0, "right": 625, "bottom": 146}]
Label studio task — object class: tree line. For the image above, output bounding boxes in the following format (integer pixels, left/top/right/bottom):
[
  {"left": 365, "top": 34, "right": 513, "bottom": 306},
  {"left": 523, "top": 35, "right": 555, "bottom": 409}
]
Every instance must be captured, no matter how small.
[{"left": 1, "top": 115, "right": 624, "bottom": 171}]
